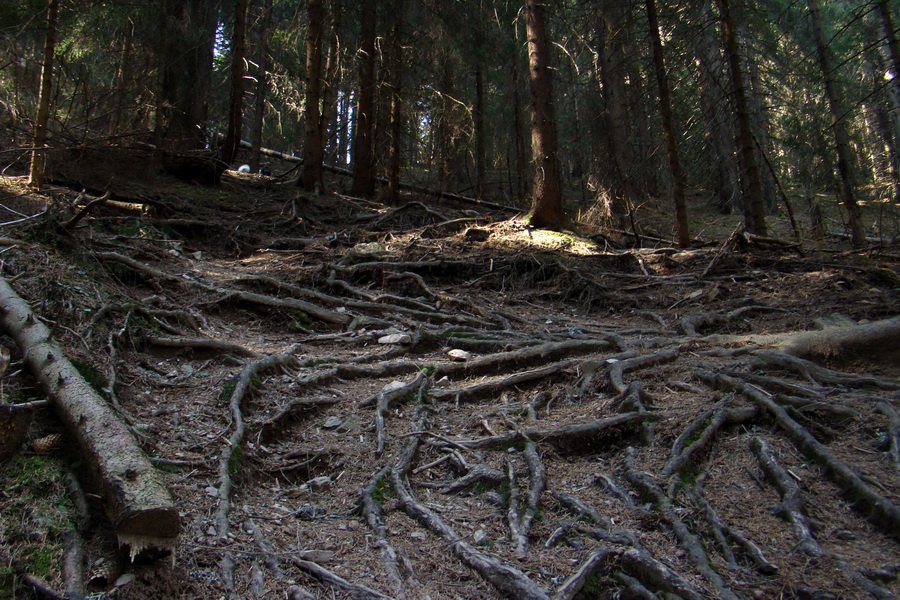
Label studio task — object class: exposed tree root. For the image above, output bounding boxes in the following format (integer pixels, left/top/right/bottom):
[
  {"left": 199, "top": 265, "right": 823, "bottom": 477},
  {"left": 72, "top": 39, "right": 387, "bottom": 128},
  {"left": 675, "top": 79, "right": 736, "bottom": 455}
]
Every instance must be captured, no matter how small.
[
  {"left": 146, "top": 335, "right": 261, "bottom": 357},
  {"left": 457, "top": 412, "right": 653, "bottom": 452},
  {"left": 752, "top": 349, "right": 900, "bottom": 390},
  {"left": 702, "top": 372, "right": 900, "bottom": 538},
  {"left": 877, "top": 402, "right": 900, "bottom": 473},
  {"left": 96, "top": 251, "right": 350, "bottom": 325},
  {"left": 507, "top": 442, "right": 546, "bottom": 557},
  {"left": 624, "top": 449, "right": 741, "bottom": 600},
  {"left": 661, "top": 395, "right": 731, "bottom": 479},
  {"left": 749, "top": 436, "right": 823, "bottom": 556},
  {"left": 214, "top": 347, "right": 300, "bottom": 537}
]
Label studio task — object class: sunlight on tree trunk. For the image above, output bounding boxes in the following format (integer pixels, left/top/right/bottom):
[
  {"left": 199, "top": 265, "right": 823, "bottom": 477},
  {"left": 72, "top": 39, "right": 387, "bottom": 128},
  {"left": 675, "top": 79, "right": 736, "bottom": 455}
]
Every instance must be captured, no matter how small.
[
  {"left": 525, "top": 0, "right": 566, "bottom": 230},
  {"left": 28, "top": 0, "right": 60, "bottom": 189}
]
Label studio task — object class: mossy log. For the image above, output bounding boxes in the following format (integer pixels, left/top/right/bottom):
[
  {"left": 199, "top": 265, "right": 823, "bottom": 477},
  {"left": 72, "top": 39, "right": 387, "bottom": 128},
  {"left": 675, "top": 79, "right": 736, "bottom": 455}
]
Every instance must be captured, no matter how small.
[{"left": 0, "top": 277, "right": 180, "bottom": 556}]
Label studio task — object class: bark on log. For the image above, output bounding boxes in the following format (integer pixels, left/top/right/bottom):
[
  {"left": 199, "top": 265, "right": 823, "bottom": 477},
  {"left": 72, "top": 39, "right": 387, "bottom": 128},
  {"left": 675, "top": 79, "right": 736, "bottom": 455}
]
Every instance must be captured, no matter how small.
[{"left": 0, "top": 277, "right": 180, "bottom": 556}]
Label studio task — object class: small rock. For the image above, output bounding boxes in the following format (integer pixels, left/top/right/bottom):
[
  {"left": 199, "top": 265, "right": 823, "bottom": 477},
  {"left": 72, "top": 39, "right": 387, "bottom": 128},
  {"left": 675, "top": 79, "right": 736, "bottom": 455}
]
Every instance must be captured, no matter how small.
[
  {"left": 114, "top": 573, "right": 136, "bottom": 588},
  {"left": 204, "top": 486, "right": 219, "bottom": 498},
  {"left": 323, "top": 416, "right": 343, "bottom": 429},
  {"left": 434, "top": 376, "right": 450, "bottom": 387},
  {"left": 834, "top": 529, "right": 861, "bottom": 541},
  {"left": 447, "top": 349, "right": 471, "bottom": 362},
  {"left": 307, "top": 476, "right": 332, "bottom": 492},
  {"left": 206, "top": 526, "right": 217, "bottom": 536},
  {"left": 410, "top": 531, "right": 428, "bottom": 541},
  {"left": 336, "top": 414, "right": 361, "bottom": 433},
  {"left": 472, "top": 529, "right": 488, "bottom": 545},
  {"left": 378, "top": 333, "right": 412, "bottom": 345}
]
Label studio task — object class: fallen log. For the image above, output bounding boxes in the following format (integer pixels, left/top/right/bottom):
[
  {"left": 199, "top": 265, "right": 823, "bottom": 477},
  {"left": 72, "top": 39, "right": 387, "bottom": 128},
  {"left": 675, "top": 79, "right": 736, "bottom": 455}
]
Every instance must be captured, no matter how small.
[{"left": 0, "top": 277, "right": 180, "bottom": 557}]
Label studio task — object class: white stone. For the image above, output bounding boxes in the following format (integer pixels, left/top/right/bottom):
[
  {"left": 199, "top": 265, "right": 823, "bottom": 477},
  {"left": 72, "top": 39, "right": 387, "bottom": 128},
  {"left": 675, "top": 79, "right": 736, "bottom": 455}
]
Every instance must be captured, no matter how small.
[
  {"left": 447, "top": 349, "right": 471, "bottom": 361},
  {"left": 378, "top": 334, "right": 412, "bottom": 345}
]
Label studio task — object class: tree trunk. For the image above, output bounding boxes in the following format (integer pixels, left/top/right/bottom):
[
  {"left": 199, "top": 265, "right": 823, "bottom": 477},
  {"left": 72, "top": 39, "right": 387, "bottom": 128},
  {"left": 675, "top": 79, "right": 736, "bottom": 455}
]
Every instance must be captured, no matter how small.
[
  {"left": 807, "top": 0, "right": 865, "bottom": 247},
  {"left": 28, "top": 0, "right": 60, "bottom": 189},
  {"left": 595, "top": 0, "right": 636, "bottom": 230},
  {"left": 249, "top": 0, "right": 272, "bottom": 173},
  {"left": 646, "top": 0, "right": 690, "bottom": 247},
  {"left": 157, "top": 0, "right": 217, "bottom": 151},
  {"left": 475, "top": 65, "right": 486, "bottom": 199},
  {"left": 877, "top": 0, "right": 900, "bottom": 202},
  {"left": 524, "top": 0, "right": 566, "bottom": 229},
  {"left": 0, "top": 278, "right": 181, "bottom": 555},
  {"left": 351, "top": 0, "right": 377, "bottom": 197},
  {"left": 221, "top": 0, "right": 249, "bottom": 167},
  {"left": 318, "top": 8, "right": 342, "bottom": 164},
  {"left": 108, "top": 19, "right": 134, "bottom": 137},
  {"left": 693, "top": 0, "right": 740, "bottom": 214},
  {"left": 512, "top": 35, "right": 528, "bottom": 202},
  {"left": 384, "top": 0, "right": 405, "bottom": 205},
  {"left": 300, "top": 0, "right": 325, "bottom": 190},
  {"left": 717, "top": 0, "right": 767, "bottom": 235}
]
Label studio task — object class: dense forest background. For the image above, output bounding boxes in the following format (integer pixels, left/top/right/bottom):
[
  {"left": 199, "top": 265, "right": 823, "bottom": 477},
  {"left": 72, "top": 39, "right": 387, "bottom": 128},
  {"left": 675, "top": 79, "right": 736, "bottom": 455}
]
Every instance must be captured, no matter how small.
[
  {"left": 3, "top": 0, "right": 900, "bottom": 242},
  {"left": 2, "top": 2, "right": 900, "bottom": 600}
]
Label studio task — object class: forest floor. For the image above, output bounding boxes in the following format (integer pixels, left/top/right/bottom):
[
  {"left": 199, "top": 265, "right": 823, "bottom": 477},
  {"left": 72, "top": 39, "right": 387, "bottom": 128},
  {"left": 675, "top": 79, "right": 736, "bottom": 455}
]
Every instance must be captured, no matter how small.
[{"left": 0, "top": 159, "right": 899, "bottom": 600}]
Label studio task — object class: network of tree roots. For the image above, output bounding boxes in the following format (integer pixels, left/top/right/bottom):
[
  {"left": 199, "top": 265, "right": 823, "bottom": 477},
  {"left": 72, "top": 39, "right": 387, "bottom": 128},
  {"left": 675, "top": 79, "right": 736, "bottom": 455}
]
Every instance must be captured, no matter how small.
[{"left": 1, "top": 168, "right": 899, "bottom": 600}]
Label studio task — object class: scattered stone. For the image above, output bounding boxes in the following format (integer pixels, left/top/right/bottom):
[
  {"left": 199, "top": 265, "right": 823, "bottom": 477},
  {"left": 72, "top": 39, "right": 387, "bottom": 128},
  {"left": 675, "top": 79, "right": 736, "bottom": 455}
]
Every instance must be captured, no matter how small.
[
  {"left": 378, "top": 333, "right": 412, "bottom": 345},
  {"left": 447, "top": 349, "right": 471, "bottom": 361},
  {"left": 323, "top": 416, "right": 343, "bottom": 429},
  {"left": 472, "top": 529, "right": 488, "bottom": 545},
  {"left": 204, "top": 486, "right": 219, "bottom": 498},
  {"left": 434, "top": 376, "right": 451, "bottom": 387},
  {"left": 411, "top": 531, "right": 428, "bottom": 541},
  {"left": 337, "top": 414, "right": 361, "bottom": 433}
]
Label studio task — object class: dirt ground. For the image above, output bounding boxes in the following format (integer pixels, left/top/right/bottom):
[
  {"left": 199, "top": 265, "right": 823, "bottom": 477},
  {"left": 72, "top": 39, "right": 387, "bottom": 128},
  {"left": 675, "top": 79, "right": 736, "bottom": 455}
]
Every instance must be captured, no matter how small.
[{"left": 0, "top": 161, "right": 899, "bottom": 600}]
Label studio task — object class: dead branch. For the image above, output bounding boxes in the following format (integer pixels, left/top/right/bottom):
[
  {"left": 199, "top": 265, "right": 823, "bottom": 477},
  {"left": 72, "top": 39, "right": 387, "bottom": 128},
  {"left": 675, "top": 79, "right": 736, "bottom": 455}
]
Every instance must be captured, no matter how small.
[
  {"left": 749, "top": 436, "right": 823, "bottom": 556},
  {"left": 702, "top": 372, "right": 900, "bottom": 538},
  {"left": 0, "top": 277, "right": 180, "bottom": 555},
  {"left": 289, "top": 556, "right": 396, "bottom": 600},
  {"left": 146, "top": 335, "right": 261, "bottom": 357},
  {"left": 62, "top": 191, "right": 110, "bottom": 229},
  {"left": 680, "top": 305, "right": 780, "bottom": 336}
]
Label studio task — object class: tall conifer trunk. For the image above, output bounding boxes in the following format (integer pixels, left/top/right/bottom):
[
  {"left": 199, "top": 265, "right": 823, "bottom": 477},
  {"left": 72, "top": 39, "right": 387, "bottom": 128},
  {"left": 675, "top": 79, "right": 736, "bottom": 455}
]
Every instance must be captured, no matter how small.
[
  {"left": 384, "top": 0, "right": 405, "bottom": 204},
  {"left": 807, "top": 0, "right": 865, "bottom": 247},
  {"left": 646, "top": 0, "right": 690, "bottom": 247},
  {"left": 525, "top": 0, "right": 566, "bottom": 229},
  {"left": 718, "top": 0, "right": 767, "bottom": 235},
  {"left": 249, "top": 0, "right": 272, "bottom": 173},
  {"left": 300, "top": 0, "right": 325, "bottom": 190},
  {"left": 221, "top": 0, "right": 249, "bottom": 167},
  {"left": 28, "top": 0, "right": 60, "bottom": 189},
  {"left": 351, "top": 0, "right": 377, "bottom": 197}
]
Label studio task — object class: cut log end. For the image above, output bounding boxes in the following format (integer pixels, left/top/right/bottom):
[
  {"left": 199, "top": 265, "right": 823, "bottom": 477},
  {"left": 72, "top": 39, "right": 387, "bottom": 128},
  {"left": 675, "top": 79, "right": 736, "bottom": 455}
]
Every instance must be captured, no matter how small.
[{"left": 118, "top": 532, "right": 180, "bottom": 562}]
